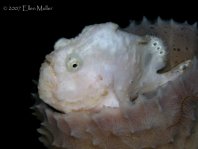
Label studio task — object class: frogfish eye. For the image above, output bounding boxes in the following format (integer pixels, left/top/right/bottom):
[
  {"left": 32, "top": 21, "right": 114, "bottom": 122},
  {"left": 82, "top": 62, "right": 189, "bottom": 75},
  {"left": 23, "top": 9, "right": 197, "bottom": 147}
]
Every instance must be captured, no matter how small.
[{"left": 66, "top": 53, "right": 82, "bottom": 72}]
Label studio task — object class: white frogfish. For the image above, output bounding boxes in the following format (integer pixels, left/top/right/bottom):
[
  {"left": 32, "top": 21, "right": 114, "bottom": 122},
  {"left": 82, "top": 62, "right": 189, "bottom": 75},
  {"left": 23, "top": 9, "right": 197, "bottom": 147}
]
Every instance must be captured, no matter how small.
[{"left": 33, "top": 18, "right": 198, "bottom": 149}]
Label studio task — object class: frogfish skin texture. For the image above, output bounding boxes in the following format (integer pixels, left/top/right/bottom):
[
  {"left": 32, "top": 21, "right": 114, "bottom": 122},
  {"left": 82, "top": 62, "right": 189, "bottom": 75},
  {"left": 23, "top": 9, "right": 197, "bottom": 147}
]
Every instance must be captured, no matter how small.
[{"left": 33, "top": 18, "right": 198, "bottom": 149}]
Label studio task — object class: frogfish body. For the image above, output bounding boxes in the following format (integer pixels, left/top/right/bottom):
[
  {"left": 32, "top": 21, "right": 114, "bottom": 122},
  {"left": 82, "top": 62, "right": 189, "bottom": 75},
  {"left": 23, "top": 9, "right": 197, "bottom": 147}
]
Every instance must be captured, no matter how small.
[{"left": 33, "top": 18, "right": 198, "bottom": 149}]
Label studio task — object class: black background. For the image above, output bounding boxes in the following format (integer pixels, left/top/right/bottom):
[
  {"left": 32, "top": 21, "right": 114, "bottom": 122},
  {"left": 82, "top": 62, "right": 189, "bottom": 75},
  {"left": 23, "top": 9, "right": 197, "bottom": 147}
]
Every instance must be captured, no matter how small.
[{"left": 1, "top": 1, "right": 197, "bottom": 149}]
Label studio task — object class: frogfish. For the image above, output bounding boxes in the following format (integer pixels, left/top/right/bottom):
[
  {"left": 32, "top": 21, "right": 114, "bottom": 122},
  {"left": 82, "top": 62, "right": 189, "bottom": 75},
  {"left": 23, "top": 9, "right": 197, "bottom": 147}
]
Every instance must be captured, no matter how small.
[{"left": 33, "top": 17, "right": 198, "bottom": 149}]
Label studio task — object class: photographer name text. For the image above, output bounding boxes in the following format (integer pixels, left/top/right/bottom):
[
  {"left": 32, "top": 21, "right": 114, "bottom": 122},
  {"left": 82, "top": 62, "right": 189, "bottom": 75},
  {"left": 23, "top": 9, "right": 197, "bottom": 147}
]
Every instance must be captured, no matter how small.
[{"left": 3, "top": 5, "right": 53, "bottom": 12}]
